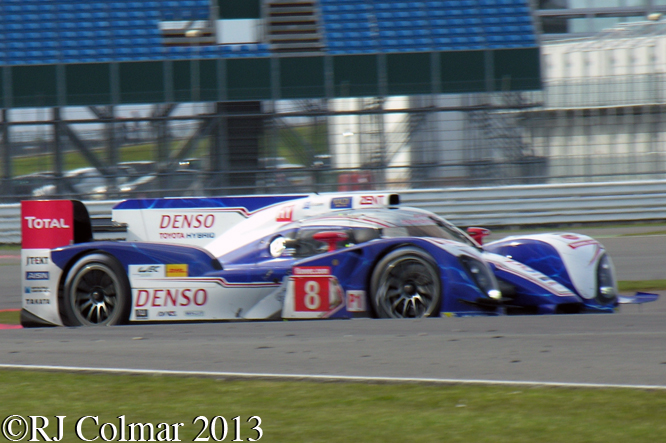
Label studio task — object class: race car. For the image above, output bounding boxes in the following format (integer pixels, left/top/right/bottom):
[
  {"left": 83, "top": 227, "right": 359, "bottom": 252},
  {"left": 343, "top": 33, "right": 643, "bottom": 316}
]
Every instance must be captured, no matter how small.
[{"left": 19, "top": 193, "right": 656, "bottom": 327}]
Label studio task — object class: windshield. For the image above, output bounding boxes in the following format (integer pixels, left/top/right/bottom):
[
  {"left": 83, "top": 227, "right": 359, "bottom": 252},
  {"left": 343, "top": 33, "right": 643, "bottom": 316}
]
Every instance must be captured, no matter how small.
[{"left": 381, "top": 216, "right": 477, "bottom": 248}]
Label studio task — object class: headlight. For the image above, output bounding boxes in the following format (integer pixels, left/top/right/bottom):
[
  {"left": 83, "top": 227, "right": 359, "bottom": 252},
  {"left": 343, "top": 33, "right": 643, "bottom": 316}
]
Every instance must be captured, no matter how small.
[
  {"left": 596, "top": 254, "right": 618, "bottom": 304},
  {"left": 459, "top": 255, "right": 501, "bottom": 299}
]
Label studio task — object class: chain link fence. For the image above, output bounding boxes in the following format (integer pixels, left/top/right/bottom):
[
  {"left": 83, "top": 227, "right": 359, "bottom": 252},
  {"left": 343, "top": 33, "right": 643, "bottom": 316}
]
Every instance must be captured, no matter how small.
[{"left": 2, "top": 73, "right": 666, "bottom": 202}]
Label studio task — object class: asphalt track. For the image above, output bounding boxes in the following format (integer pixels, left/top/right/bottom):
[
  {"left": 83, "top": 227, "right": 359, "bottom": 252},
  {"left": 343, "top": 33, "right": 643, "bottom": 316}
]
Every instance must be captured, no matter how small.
[{"left": 1, "top": 228, "right": 666, "bottom": 387}]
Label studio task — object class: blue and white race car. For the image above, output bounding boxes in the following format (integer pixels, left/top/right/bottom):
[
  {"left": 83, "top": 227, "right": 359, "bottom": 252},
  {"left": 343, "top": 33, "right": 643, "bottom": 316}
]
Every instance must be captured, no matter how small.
[{"left": 19, "top": 193, "right": 655, "bottom": 327}]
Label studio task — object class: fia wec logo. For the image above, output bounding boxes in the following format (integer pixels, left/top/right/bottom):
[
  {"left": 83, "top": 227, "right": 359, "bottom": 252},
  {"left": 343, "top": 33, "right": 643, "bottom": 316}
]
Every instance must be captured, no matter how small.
[{"left": 129, "top": 265, "right": 165, "bottom": 279}]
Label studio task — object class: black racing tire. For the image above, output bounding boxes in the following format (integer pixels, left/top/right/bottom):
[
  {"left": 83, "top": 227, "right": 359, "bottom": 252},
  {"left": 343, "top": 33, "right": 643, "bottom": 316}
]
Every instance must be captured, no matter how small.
[
  {"left": 370, "top": 247, "right": 442, "bottom": 318},
  {"left": 61, "top": 253, "right": 131, "bottom": 326}
]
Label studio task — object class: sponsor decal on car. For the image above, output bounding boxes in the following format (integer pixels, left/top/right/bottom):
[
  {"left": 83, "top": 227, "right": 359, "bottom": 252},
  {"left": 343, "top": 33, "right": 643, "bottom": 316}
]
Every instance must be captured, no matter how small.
[
  {"left": 25, "top": 286, "right": 49, "bottom": 294},
  {"left": 159, "top": 214, "right": 215, "bottom": 229},
  {"left": 185, "top": 310, "right": 205, "bottom": 317},
  {"left": 21, "top": 200, "right": 74, "bottom": 249},
  {"left": 25, "top": 256, "right": 49, "bottom": 265},
  {"left": 330, "top": 197, "right": 352, "bottom": 209},
  {"left": 25, "top": 298, "right": 50, "bottom": 305},
  {"left": 129, "top": 265, "right": 165, "bottom": 278},
  {"left": 293, "top": 266, "right": 331, "bottom": 276},
  {"left": 346, "top": 290, "right": 367, "bottom": 312},
  {"left": 359, "top": 195, "right": 384, "bottom": 206},
  {"left": 158, "top": 214, "right": 216, "bottom": 240},
  {"left": 135, "top": 288, "right": 208, "bottom": 307},
  {"left": 135, "top": 309, "right": 149, "bottom": 319},
  {"left": 567, "top": 239, "right": 599, "bottom": 249},
  {"left": 23, "top": 217, "right": 70, "bottom": 229},
  {"left": 158, "top": 311, "right": 177, "bottom": 317},
  {"left": 166, "top": 264, "right": 188, "bottom": 277},
  {"left": 276, "top": 205, "right": 294, "bottom": 222},
  {"left": 26, "top": 271, "right": 49, "bottom": 280}
]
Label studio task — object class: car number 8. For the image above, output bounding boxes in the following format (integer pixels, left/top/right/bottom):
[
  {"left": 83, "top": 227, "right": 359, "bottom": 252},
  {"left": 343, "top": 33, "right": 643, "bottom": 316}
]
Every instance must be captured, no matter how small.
[{"left": 304, "top": 280, "right": 321, "bottom": 310}]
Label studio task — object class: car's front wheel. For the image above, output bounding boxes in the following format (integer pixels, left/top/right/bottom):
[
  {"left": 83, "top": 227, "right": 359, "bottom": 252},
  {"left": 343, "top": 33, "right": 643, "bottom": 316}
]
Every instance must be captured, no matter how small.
[
  {"left": 370, "top": 248, "right": 441, "bottom": 318},
  {"left": 61, "top": 253, "right": 130, "bottom": 326}
]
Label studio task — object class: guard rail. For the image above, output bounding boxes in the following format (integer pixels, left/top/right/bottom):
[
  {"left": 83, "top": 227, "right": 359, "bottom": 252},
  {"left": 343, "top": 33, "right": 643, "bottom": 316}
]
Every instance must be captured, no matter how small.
[{"left": 1, "top": 180, "right": 665, "bottom": 244}]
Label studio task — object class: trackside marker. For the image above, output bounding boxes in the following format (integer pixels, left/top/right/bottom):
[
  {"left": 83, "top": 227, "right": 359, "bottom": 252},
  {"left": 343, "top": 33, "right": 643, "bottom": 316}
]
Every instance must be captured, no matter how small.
[{"left": 0, "top": 364, "right": 664, "bottom": 390}]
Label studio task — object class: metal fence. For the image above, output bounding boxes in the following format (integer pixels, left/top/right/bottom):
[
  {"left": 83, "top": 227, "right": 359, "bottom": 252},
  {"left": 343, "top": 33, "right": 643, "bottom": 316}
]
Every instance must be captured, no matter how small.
[
  {"left": 2, "top": 180, "right": 666, "bottom": 244},
  {"left": 4, "top": 69, "right": 666, "bottom": 203}
]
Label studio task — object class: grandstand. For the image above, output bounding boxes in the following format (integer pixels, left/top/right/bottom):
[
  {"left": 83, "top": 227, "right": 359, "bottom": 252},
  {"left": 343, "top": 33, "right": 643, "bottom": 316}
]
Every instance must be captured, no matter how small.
[
  {"left": 0, "top": 0, "right": 541, "bottom": 199},
  {"left": 0, "top": 0, "right": 539, "bottom": 104},
  {"left": 0, "top": 0, "right": 535, "bottom": 64}
]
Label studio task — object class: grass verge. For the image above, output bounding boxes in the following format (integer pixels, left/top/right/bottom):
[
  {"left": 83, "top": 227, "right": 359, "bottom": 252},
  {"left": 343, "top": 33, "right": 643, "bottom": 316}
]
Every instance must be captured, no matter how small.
[
  {"left": 618, "top": 280, "right": 666, "bottom": 292},
  {"left": 1, "top": 369, "right": 666, "bottom": 442},
  {"left": 0, "top": 310, "right": 19, "bottom": 324}
]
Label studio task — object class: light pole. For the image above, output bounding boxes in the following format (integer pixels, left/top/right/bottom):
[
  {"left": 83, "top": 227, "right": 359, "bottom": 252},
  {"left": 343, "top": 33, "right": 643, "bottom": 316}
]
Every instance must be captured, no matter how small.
[{"left": 185, "top": 29, "right": 202, "bottom": 103}]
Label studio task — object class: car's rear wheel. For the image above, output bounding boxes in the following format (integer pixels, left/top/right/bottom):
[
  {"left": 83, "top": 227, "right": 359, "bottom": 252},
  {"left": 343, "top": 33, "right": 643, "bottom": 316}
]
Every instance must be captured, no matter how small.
[
  {"left": 370, "top": 248, "right": 441, "bottom": 318},
  {"left": 61, "top": 253, "right": 130, "bottom": 326}
]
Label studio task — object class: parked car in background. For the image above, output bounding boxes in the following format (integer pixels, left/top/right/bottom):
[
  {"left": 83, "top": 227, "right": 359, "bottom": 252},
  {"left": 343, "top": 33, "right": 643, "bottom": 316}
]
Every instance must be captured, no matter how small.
[
  {"left": 12, "top": 172, "right": 56, "bottom": 200},
  {"left": 258, "top": 156, "right": 313, "bottom": 193},
  {"left": 26, "top": 160, "right": 204, "bottom": 200},
  {"left": 32, "top": 167, "right": 109, "bottom": 199}
]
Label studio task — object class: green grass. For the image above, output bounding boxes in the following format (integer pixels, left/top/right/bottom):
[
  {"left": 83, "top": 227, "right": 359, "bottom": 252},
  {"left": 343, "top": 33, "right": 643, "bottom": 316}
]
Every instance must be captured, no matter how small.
[
  {"left": 0, "top": 310, "right": 19, "bottom": 324},
  {"left": 13, "top": 140, "right": 209, "bottom": 176},
  {"left": 619, "top": 280, "right": 666, "bottom": 292},
  {"left": 1, "top": 369, "right": 665, "bottom": 442},
  {"left": 619, "top": 230, "right": 666, "bottom": 236},
  {"left": 13, "top": 123, "right": 329, "bottom": 177}
]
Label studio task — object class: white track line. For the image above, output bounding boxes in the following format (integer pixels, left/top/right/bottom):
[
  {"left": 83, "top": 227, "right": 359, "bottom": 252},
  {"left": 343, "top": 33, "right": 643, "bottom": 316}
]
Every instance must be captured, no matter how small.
[{"left": 0, "top": 363, "right": 665, "bottom": 390}]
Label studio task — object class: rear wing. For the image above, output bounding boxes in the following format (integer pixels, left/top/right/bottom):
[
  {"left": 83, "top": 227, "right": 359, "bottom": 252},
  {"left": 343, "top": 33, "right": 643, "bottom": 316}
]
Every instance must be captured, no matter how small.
[
  {"left": 21, "top": 200, "right": 93, "bottom": 326},
  {"left": 112, "top": 193, "right": 400, "bottom": 248},
  {"left": 21, "top": 200, "right": 92, "bottom": 249}
]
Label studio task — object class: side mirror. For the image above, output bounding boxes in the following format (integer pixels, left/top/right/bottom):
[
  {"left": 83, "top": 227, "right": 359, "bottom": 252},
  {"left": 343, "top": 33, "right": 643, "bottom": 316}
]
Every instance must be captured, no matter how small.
[{"left": 466, "top": 227, "right": 491, "bottom": 245}]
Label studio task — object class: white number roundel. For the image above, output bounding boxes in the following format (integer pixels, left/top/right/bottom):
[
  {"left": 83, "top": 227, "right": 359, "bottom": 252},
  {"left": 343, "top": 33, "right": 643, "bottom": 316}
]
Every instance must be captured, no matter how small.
[{"left": 304, "top": 280, "right": 321, "bottom": 310}]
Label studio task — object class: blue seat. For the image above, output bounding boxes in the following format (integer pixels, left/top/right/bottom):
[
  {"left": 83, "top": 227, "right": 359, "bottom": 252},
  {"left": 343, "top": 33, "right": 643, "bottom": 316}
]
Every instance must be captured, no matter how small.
[
  {"left": 483, "top": 17, "right": 501, "bottom": 24},
  {"left": 112, "top": 20, "right": 130, "bottom": 28},
  {"left": 62, "top": 49, "right": 80, "bottom": 58},
  {"left": 58, "top": 12, "right": 76, "bottom": 22},
  {"left": 111, "top": 11, "right": 130, "bottom": 19},
  {"left": 94, "top": 29, "right": 112, "bottom": 38},
  {"left": 75, "top": 12, "right": 93, "bottom": 21},
  {"left": 8, "top": 42, "right": 26, "bottom": 50},
  {"left": 6, "top": 33, "right": 24, "bottom": 41}
]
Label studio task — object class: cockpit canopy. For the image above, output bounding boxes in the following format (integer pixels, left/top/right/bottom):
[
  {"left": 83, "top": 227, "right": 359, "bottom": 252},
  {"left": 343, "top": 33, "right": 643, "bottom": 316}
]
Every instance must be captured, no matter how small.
[{"left": 274, "top": 208, "right": 476, "bottom": 258}]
